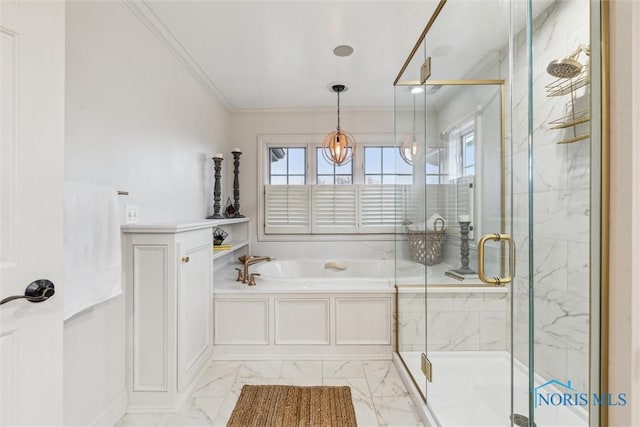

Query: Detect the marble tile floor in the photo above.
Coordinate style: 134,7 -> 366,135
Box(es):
116,360 -> 424,427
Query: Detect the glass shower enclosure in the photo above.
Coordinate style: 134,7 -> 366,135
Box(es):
393,1 -> 603,426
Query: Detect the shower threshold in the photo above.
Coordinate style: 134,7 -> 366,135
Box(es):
398,351 -> 588,426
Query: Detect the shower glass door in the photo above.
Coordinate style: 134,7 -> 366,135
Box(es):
422,80 -> 510,426
395,1 -> 600,426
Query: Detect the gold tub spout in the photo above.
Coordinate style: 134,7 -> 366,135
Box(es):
238,255 -> 272,284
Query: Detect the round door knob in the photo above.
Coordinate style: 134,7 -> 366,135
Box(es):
181,256 -> 190,263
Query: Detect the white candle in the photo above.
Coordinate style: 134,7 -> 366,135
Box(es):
213,153 -> 223,159
232,147 -> 242,153
459,215 -> 470,222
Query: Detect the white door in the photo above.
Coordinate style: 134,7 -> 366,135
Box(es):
0,1 -> 65,425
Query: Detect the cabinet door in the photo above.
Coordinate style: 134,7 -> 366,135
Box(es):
177,231 -> 212,391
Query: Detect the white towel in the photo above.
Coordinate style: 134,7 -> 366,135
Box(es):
405,214 -> 447,233
427,213 -> 447,231
63,181 -> 122,320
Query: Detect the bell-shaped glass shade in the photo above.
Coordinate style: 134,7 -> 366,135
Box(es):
321,129 -> 355,166
399,133 -> 423,165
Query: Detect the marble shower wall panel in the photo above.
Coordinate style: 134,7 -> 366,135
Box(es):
508,0 -> 591,390
397,291 -> 508,352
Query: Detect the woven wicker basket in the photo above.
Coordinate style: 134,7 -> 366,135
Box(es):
407,230 -> 447,266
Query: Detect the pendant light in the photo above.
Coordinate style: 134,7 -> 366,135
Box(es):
322,84 -> 355,166
399,91 -> 424,165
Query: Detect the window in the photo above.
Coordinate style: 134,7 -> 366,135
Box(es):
443,119 -> 475,181
269,147 -> 306,184
258,134 -> 410,239
461,131 -> 475,176
364,147 -> 413,184
316,148 -> 352,184
425,147 -> 448,184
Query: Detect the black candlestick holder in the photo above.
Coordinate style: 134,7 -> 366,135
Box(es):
231,150 -> 244,218
207,155 -> 224,219
453,220 -> 476,275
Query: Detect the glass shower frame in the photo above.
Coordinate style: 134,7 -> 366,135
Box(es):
393,1 -> 604,426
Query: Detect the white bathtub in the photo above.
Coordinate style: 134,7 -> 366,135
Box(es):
250,258 -> 425,290
212,258 -> 405,358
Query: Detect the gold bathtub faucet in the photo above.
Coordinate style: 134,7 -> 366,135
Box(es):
237,255 -> 272,285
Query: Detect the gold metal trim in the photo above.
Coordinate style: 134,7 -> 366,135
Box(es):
394,284 -> 399,352
599,1 -> 610,425
393,0 -> 447,86
396,79 -> 505,86
421,353 -> 433,382
420,57 -> 432,83
500,83 -> 507,278
477,233 -> 513,286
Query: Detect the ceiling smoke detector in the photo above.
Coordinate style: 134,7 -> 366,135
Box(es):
333,45 -> 354,57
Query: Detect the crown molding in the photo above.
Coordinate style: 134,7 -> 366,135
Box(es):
123,0 -> 233,110
232,106 -> 395,114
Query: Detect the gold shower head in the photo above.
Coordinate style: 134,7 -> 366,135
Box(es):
546,58 -> 583,78
546,44 -> 590,79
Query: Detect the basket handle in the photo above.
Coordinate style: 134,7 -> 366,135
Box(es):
433,217 -> 446,232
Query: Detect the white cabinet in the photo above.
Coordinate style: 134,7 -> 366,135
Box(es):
122,218 -> 249,411
124,227 -> 212,411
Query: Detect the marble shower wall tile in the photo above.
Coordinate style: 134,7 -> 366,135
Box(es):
426,311 -> 480,350
533,190 -> 590,242
479,311 -> 508,350
398,291 -> 508,352
567,241 -> 590,296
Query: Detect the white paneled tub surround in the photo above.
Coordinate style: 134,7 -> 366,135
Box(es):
211,259 -> 412,360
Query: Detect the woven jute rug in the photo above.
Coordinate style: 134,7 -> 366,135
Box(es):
226,384 -> 357,427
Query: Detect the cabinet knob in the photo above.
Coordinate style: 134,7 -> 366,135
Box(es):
181,256 -> 190,263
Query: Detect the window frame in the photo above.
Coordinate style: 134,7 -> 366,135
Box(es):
268,147 -> 307,184
257,133 -> 400,242
315,147 -> 354,185
363,145 -> 414,185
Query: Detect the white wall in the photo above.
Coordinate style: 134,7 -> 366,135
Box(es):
63,2 -> 229,425
229,109 -> 397,259
65,2 -> 230,224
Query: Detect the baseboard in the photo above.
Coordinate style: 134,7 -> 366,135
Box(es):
210,353 -> 393,361
91,390 -> 128,426
126,352 -> 215,414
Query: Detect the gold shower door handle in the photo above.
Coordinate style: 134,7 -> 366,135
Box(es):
477,233 -> 514,286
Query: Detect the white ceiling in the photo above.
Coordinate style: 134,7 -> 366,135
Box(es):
140,1 -> 440,111
139,0 -> 554,111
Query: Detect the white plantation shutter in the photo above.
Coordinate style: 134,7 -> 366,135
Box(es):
396,184 -> 415,225
311,186 -> 357,233
358,185 -> 402,233
264,185 -> 310,234
264,184 -> 403,235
